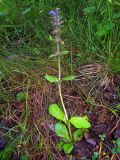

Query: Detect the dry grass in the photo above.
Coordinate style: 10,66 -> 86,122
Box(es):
0,63 -> 119,159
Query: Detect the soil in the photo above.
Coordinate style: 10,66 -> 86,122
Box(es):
0,64 -> 120,160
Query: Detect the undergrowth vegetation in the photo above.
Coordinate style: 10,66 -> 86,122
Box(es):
0,0 -> 120,67
0,0 -> 120,160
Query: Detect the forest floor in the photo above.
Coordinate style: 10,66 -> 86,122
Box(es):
0,1 -> 120,159
0,55 -> 120,160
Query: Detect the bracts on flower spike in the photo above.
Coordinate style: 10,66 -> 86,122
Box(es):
49,8 -> 63,54
49,8 -> 63,26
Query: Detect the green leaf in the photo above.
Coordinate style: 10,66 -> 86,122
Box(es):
63,143 -> 74,154
16,92 -> 26,101
115,104 -> 120,109
108,0 -> 112,3
69,116 -> 91,129
49,54 -> 57,58
55,123 -> 71,142
57,141 -> 65,151
113,12 -> 120,19
83,6 -> 96,14
57,141 -> 74,154
62,75 -> 76,81
20,155 -> 29,160
49,104 -> 66,123
44,74 -> 59,83
111,148 -> 118,155
0,3 -> 9,16
99,134 -> 106,141
92,152 -> 99,160
116,147 -> 120,154
96,26 -> 107,37
49,50 -> 69,58
22,8 -> 31,15
61,50 -> 69,55
96,22 -> 114,37
116,138 -> 120,147
73,129 -> 83,141
49,35 -> 53,41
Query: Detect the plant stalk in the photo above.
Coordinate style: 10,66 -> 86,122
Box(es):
56,28 -> 73,141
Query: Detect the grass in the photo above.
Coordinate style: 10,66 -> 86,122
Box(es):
0,0 -> 120,159
0,0 -> 120,55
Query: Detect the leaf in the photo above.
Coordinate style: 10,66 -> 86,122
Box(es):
44,74 -> 59,83
116,138 -> 120,147
55,123 -> 71,142
63,143 -> 74,154
49,54 -> 57,58
99,134 -> 106,141
22,8 -> 31,15
92,152 -> 99,160
61,50 -> 69,55
49,104 -> 66,123
69,116 -> 91,129
20,155 -> 29,160
115,104 -> 120,109
96,25 -> 107,37
96,22 -> 114,37
111,148 -> 118,155
62,75 -> 76,81
49,50 -> 69,58
108,0 -> 112,3
57,141 -> 65,151
16,92 -> 26,101
49,35 -> 53,41
82,115 -> 89,120
83,6 -> 96,14
116,147 -> 120,154
0,3 -> 9,16
113,12 -> 120,19
73,129 -> 83,141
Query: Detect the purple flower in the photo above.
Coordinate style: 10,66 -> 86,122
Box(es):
49,8 -> 60,17
49,8 -> 61,26
49,10 -> 56,16
49,8 -> 63,46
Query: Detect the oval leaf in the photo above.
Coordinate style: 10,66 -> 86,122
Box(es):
16,92 -> 26,101
49,50 -> 69,58
55,123 -> 71,142
62,75 -> 76,81
49,54 -> 57,58
63,143 -> 74,154
44,74 -> 59,83
116,138 -> 120,147
69,116 -> 91,129
57,141 -> 65,151
20,155 -> 29,160
92,152 -> 99,160
49,104 -> 66,123
61,50 -> 69,55
73,129 -> 83,141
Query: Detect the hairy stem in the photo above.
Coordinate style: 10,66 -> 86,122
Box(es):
57,30 -> 72,141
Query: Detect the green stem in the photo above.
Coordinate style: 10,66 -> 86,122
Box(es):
58,69 -> 73,141
57,36 -> 73,141
70,155 -> 73,160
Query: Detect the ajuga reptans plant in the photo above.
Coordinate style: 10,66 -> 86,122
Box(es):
45,8 -> 91,154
